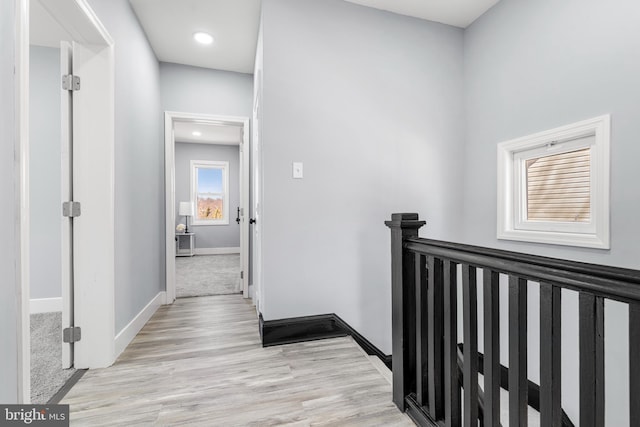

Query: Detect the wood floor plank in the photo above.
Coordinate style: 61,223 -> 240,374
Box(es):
63,295 -> 412,426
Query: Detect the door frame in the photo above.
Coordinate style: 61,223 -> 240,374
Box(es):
164,111 -> 250,303
16,0 -> 115,401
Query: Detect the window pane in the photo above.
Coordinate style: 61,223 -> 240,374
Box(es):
197,167 -> 223,194
196,167 -> 224,220
197,194 -> 223,220
526,148 -> 591,222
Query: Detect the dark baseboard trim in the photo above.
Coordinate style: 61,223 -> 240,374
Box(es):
404,394 -> 438,427
332,315 -> 392,370
48,369 -> 87,404
261,313 -> 347,347
260,313 -> 391,370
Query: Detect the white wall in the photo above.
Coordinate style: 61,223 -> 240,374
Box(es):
160,62 -> 253,117
29,45 -> 61,300
464,1 -> 640,424
175,142 -> 240,249
0,0 -> 21,403
260,0 -> 466,354
86,0 -> 164,333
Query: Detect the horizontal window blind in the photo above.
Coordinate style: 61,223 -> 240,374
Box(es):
526,148 -> 591,222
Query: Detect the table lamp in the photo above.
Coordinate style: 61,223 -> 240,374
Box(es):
179,202 -> 194,233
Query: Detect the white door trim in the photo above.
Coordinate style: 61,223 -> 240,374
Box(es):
16,0 -> 30,404
16,0 -> 115,400
164,111 -> 251,303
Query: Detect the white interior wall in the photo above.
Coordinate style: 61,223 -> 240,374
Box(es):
463,1 -> 640,424
260,0 -> 466,354
86,0 -> 164,333
160,62 -> 253,117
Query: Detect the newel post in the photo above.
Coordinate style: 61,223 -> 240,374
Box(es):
385,213 -> 426,410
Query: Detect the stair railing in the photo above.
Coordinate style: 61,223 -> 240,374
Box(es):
386,213 -> 640,427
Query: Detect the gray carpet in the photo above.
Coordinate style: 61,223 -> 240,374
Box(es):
31,312 -> 76,403
176,254 -> 241,297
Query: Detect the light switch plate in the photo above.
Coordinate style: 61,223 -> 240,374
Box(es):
293,162 -> 303,179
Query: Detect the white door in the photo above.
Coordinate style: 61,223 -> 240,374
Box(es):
251,96 -> 263,312
58,40 -> 117,369
60,41 -> 74,369
239,126 -> 250,297
70,40 -> 116,369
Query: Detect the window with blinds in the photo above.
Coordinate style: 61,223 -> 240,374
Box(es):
497,114 -> 610,249
525,147 -> 591,222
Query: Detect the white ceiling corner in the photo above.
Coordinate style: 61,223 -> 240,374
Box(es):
343,0 -> 500,28
30,0 -> 73,48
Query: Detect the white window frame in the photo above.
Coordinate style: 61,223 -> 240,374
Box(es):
497,115 -> 610,249
191,160 -> 230,226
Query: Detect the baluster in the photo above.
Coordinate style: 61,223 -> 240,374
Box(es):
462,265 -> 478,427
631,303 -> 640,426
483,269 -> 500,427
540,283 -> 562,427
579,293 -> 604,427
509,276 -> 528,427
427,256 -> 444,419
444,260 -> 461,427
415,253 -> 428,406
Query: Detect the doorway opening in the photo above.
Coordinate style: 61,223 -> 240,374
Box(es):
165,112 -> 250,302
17,0 -> 115,403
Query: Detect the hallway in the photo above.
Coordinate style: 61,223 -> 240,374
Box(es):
62,295 -> 411,426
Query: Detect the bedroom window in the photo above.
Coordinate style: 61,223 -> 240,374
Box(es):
497,115 -> 610,249
191,160 -> 229,225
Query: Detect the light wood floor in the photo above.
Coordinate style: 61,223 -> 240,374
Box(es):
63,295 -> 413,426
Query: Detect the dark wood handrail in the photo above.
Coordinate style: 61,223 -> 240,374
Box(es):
405,238 -> 640,304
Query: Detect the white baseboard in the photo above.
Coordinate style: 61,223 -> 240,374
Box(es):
114,291 -> 165,358
194,247 -> 240,255
30,297 -> 62,314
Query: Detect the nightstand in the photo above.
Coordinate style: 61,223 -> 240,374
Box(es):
176,232 -> 195,257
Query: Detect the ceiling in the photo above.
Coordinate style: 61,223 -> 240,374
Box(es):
128,0 -> 499,75
129,0 -> 261,74
32,0 -> 499,73
344,0 -> 500,28
174,122 -> 242,145
30,0 -> 72,47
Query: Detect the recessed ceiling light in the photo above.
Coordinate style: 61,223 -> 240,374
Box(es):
193,32 -> 214,45
192,131 -> 202,136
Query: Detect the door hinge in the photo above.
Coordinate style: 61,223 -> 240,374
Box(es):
63,327 -> 81,343
62,201 -> 81,217
62,74 -> 81,91
240,271 -> 244,279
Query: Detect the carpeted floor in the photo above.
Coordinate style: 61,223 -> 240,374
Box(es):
176,254 -> 241,298
31,312 -> 76,403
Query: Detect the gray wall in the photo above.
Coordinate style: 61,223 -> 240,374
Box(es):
87,0 -> 164,334
260,0 -> 465,354
175,142 -> 240,249
0,0 -> 20,403
464,1 -> 640,424
160,62 -> 253,117
29,46 -> 62,300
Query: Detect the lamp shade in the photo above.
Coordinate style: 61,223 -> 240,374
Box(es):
179,201 -> 194,217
